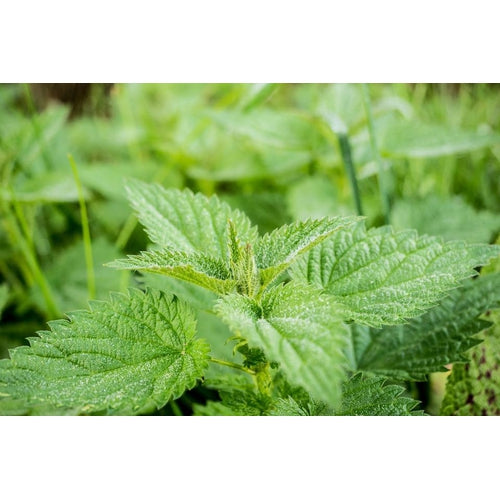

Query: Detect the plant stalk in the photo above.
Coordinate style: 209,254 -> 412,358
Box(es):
361,83 -> 391,224
69,154 -> 96,300
337,133 -> 363,216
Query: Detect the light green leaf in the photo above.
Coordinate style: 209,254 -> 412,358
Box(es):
379,120 -> 500,158
291,222 -> 500,326
392,195 -> 500,243
32,237 -> 127,315
209,109 -> 325,151
335,373 -> 423,416
286,174 -> 350,221
441,309 -> 500,416
124,179 -> 258,258
109,249 -> 236,295
0,172 -> 91,203
256,216 -> 360,288
0,289 -> 210,415
351,273 -> 500,379
215,282 -> 349,408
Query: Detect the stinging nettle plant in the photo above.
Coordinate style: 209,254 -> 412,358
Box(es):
1,179 -> 500,416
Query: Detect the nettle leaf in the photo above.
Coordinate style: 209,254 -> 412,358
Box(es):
0,289 -> 210,415
124,179 -> 258,258
351,273 -> 500,380
270,373 -> 423,416
441,310 -> 500,416
270,396 -> 329,416
256,216 -> 359,288
291,222 -> 500,327
335,373 -> 423,416
215,282 -> 349,407
110,249 -> 236,295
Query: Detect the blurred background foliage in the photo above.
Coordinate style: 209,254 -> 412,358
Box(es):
0,83 -> 499,414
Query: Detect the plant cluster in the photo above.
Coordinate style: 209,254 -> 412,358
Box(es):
0,83 -> 499,415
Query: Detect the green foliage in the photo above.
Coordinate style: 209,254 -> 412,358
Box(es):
271,373 -> 423,416
1,83 -> 500,417
0,289 -> 210,415
378,119 -> 500,159
255,216 -> 359,288
111,248 -> 236,295
291,222 -> 500,326
441,310 -> 500,416
392,195 -> 500,243
334,373 -> 424,416
114,181 -> 358,295
124,179 -> 258,256
351,273 -> 500,379
215,282 -> 349,407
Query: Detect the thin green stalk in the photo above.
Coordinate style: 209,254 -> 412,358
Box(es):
115,213 -> 138,250
69,154 -> 95,300
2,198 -> 60,319
209,357 -> 256,375
361,83 -> 391,224
337,133 -> 363,216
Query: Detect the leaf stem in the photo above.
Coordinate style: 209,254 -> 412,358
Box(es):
209,357 -> 256,375
361,83 -> 391,224
69,154 -> 96,300
337,133 -> 363,216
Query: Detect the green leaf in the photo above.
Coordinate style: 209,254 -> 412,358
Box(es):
291,222 -> 500,326
209,109 -> 325,151
441,309 -> 500,416
32,237 -> 127,315
215,282 -> 349,408
335,373 -> 423,416
270,373 -> 423,416
256,216 -> 359,288
392,195 -> 500,243
270,396 -> 329,416
351,273 -> 500,379
0,172 -> 92,203
124,179 -> 258,258
109,249 -> 236,295
0,289 -> 210,415
194,388 -> 271,416
379,120 -> 500,158
286,174 -> 350,221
